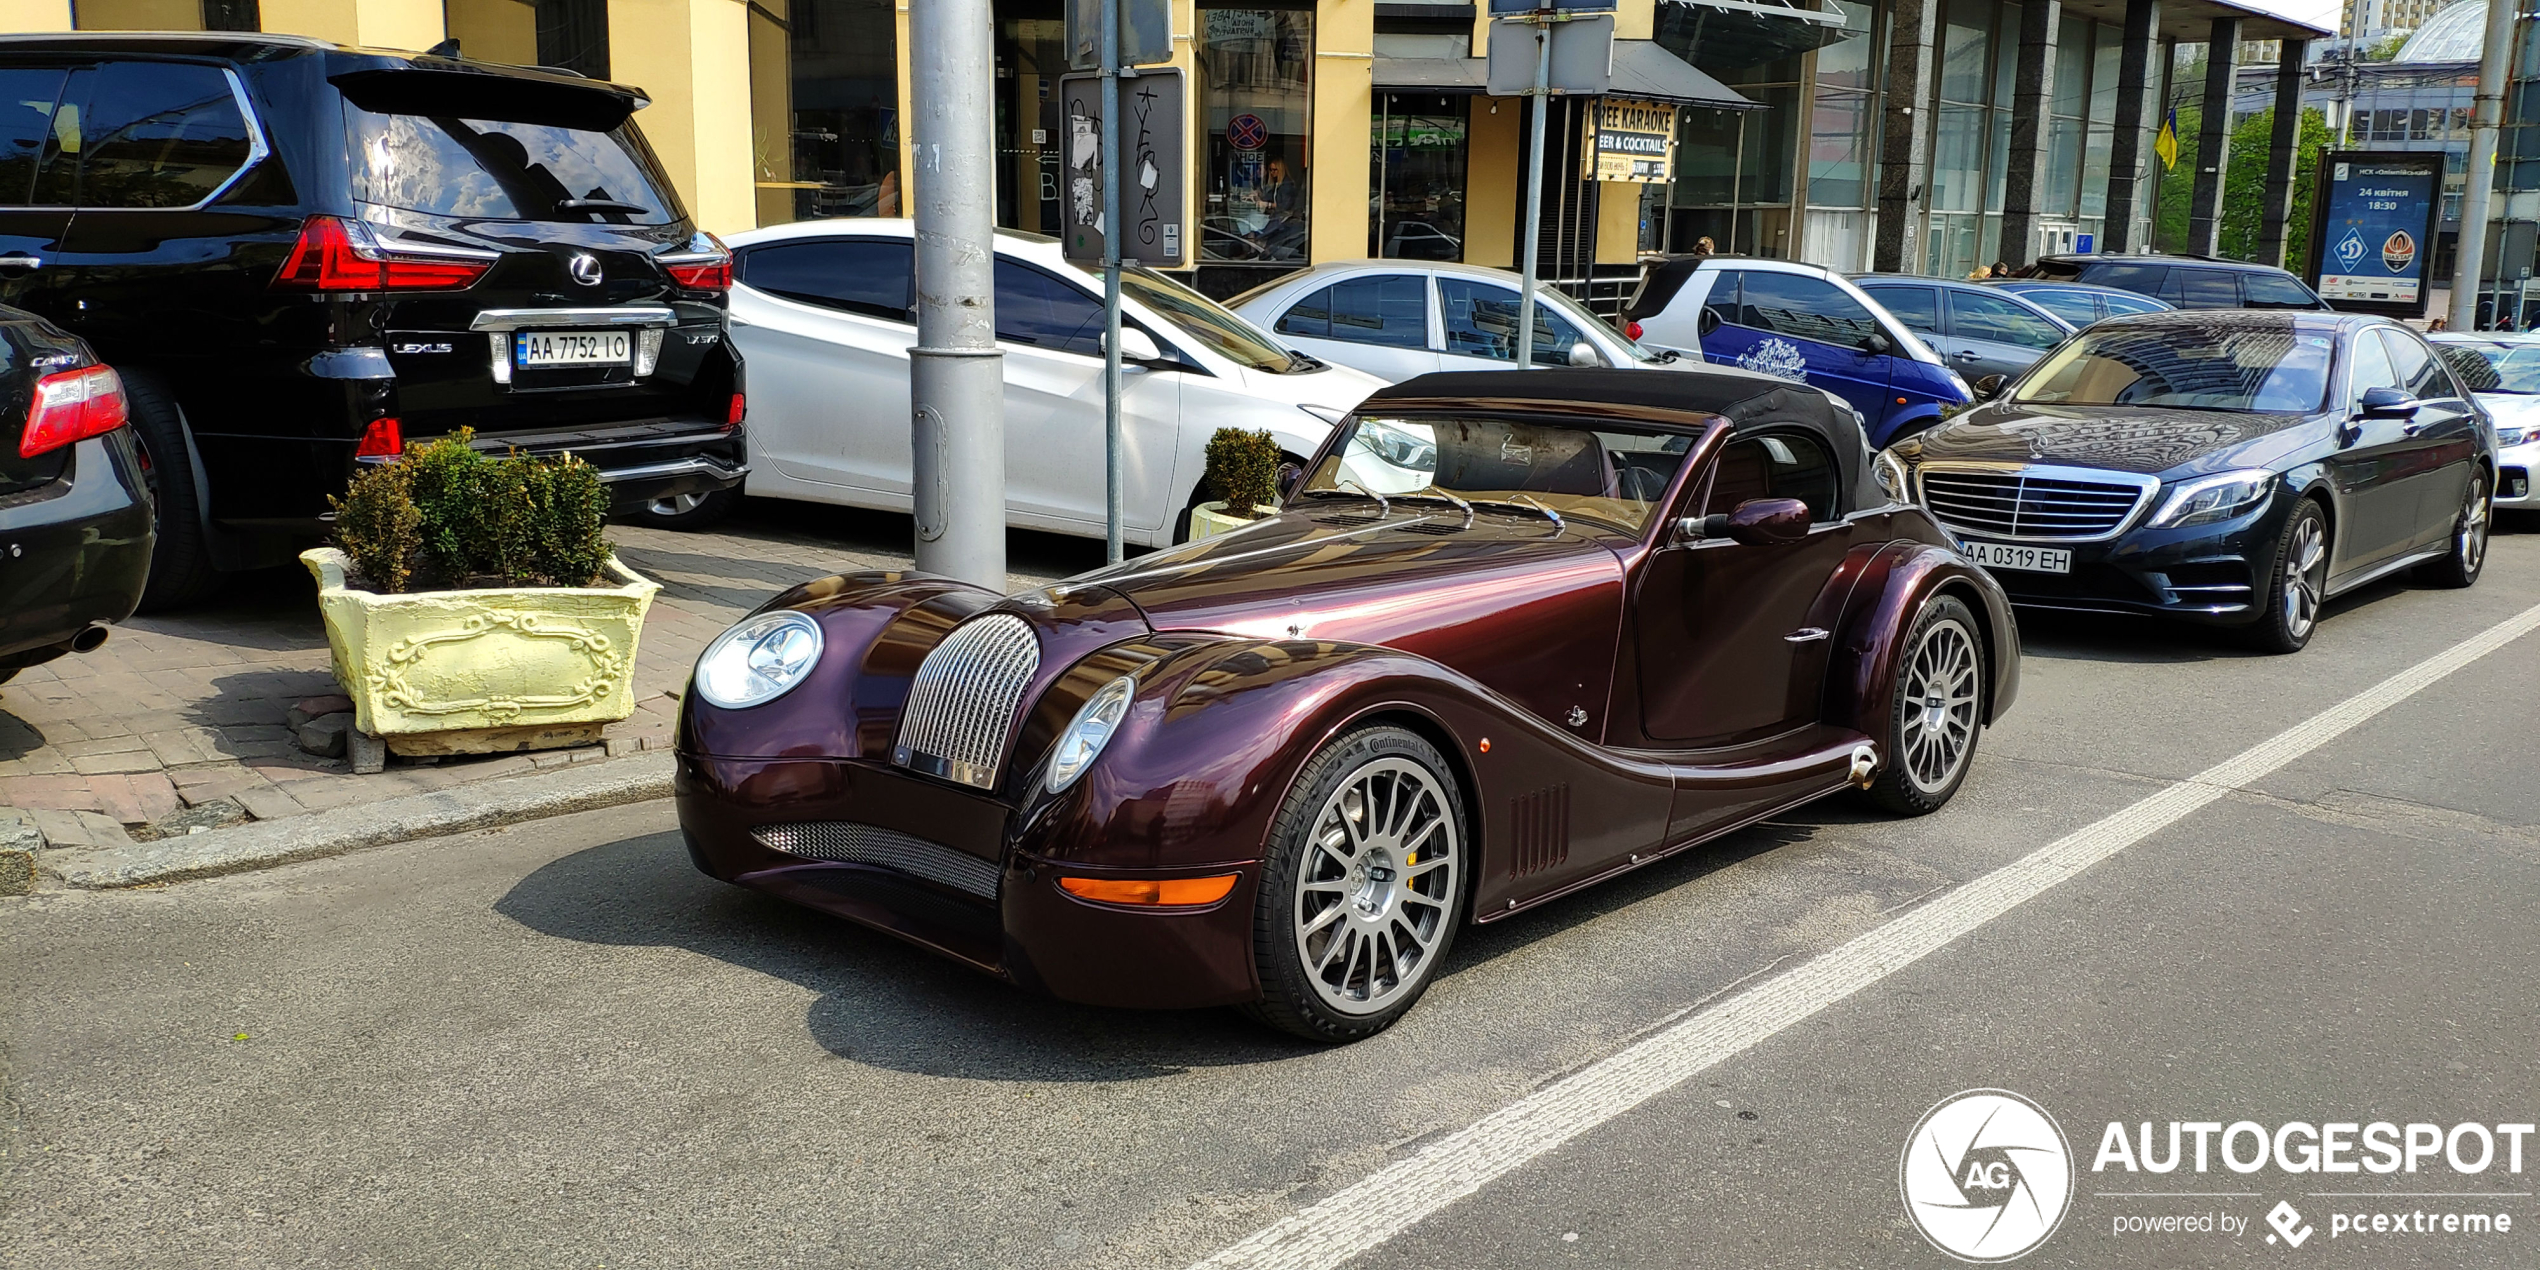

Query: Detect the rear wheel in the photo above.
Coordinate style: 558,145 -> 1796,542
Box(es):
1863,595 -> 1983,816
623,486 -> 739,531
2241,499 -> 2329,654
120,369 -> 222,612
1245,725 -> 1467,1042
2415,469 -> 2489,589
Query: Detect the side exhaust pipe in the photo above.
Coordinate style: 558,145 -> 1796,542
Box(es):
1848,743 -> 1879,789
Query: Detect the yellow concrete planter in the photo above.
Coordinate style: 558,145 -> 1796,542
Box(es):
1188,501 -> 1279,541
300,548 -> 660,745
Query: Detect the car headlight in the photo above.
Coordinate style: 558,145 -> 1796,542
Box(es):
1873,448 -> 1912,502
2148,470 -> 2276,529
2499,425 -> 2535,447
1046,674 -> 1136,794
692,610 -> 824,709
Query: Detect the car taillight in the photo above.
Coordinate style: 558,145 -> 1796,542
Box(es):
725,393 -> 745,428
663,232 -> 731,293
18,364 -> 127,458
272,215 -> 493,292
1625,320 -> 1644,340
355,417 -> 403,459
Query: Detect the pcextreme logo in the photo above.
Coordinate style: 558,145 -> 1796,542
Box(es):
1901,1089 -> 2076,1262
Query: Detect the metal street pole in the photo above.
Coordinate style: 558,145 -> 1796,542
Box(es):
1101,0 -> 1127,563
2449,0 -> 2512,330
1516,19 -> 1550,371
909,0 -> 1005,588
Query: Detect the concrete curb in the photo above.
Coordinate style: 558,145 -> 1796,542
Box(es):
46,751 -> 677,889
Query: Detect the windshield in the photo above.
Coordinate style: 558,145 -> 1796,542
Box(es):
347,104 -> 680,224
2439,339 -> 2540,394
2013,323 -> 2331,412
1303,415 -> 1696,533
1117,267 -> 1302,372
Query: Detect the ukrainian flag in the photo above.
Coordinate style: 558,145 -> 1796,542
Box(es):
2154,107 -> 2180,171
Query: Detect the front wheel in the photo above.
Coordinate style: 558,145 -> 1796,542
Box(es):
2415,469 -> 2489,589
2242,499 -> 2329,654
1244,726 -> 1468,1042
1862,594 -> 1983,816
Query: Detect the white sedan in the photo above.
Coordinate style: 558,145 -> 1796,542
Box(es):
1228,259 -> 1694,382
726,221 -> 1385,546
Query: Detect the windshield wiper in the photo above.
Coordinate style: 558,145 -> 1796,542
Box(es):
557,198 -> 651,214
1393,489 -> 1474,528
1334,479 -> 1391,518
1481,493 -> 1563,530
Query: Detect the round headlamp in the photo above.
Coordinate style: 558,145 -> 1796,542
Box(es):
1046,675 -> 1136,794
693,610 -> 824,709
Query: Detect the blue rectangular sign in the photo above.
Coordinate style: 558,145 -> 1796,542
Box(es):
2306,150 -> 2443,318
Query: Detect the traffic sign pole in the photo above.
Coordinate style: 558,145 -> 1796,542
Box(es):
1517,20 -> 1550,371
1100,0 -> 1127,563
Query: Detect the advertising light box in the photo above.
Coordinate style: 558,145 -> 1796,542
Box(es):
2305,150 -> 2444,318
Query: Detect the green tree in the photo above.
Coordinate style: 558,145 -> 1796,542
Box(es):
2153,103 -> 2334,267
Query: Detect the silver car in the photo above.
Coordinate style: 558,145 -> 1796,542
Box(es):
1228,260 -> 1686,383
2431,332 -> 2540,510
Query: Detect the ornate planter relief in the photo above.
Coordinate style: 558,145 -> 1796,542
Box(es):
1188,501 -> 1279,542
301,548 -> 660,754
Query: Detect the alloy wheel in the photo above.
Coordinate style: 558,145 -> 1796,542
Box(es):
2459,474 -> 2490,575
647,491 -> 707,517
2281,512 -> 2328,640
1900,616 -> 1980,796
1292,756 -> 1460,1016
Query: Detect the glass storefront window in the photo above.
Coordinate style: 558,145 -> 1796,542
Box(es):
1371,94 -> 1467,260
749,0 -> 901,225
1738,84 -> 1797,205
1938,0 -> 1993,105
1930,103 -> 1986,214
992,4 -> 1067,237
1673,106 -> 1741,206
1815,1 -> 1876,92
1808,89 -> 1871,209
1199,1 -> 1314,264
2046,115 -> 2083,217
2089,29 -> 2121,121
2053,27 -> 2090,118
2079,123 -> 2112,216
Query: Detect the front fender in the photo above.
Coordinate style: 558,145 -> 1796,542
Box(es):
678,569 -> 1002,761
1828,541 -> 2021,739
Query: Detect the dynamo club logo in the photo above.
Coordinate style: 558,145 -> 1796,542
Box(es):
1901,1089 -> 2075,1262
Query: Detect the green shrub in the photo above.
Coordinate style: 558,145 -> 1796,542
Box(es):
1203,427 -> 1281,518
326,427 -> 614,592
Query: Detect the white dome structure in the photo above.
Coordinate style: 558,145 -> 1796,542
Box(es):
2394,0 -> 2486,62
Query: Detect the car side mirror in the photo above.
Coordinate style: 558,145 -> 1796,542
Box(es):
1972,373 -> 2006,401
1680,497 -> 1811,547
1697,308 -> 1722,337
2357,385 -> 2421,419
1567,341 -> 1599,368
1277,460 -> 1305,499
1107,327 -> 1164,364
1859,331 -> 1893,356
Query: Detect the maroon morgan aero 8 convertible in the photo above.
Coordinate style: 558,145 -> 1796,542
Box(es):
675,368 -> 2020,1041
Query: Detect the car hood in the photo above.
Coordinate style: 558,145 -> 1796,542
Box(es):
1909,401 -> 2320,477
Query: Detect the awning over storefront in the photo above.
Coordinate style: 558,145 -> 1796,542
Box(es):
1653,0 -> 1850,75
1373,39 -> 1758,110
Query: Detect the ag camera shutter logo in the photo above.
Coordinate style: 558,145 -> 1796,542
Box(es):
1902,1089 -> 2075,1262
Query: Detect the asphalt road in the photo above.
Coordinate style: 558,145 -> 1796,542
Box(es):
6,523 -> 2538,1270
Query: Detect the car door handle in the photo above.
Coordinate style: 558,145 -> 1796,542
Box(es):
1952,349 -> 1981,362
1784,627 -> 1831,644
2403,421 -> 2429,436
0,254 -> 39,271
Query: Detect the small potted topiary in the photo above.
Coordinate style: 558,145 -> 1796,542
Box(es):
1187,427 -> 1284,541
300,430 -> 661,762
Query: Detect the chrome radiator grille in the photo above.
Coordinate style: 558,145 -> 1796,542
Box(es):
1917,465 -> 2156,542
750,822 -> 1001,899
893,614 -> 1041,789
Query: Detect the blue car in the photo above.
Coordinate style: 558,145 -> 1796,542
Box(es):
1622,257 -> 1973,447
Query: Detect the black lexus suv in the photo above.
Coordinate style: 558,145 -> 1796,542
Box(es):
0,33 -> 746,609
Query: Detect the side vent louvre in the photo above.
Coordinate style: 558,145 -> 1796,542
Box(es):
1508,784 -> 1571,878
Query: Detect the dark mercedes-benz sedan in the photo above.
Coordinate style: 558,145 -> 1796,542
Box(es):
1885,311 -> 2492,653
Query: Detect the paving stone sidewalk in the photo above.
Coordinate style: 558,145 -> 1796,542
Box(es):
0,501 -> 1094,844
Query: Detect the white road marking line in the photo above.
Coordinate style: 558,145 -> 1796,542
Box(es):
1191,600 -> 2540,1270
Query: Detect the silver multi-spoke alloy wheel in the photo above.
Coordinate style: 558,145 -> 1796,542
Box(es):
2457,474 -> 2489,576
2281,511 -> 2328,640
1899,615 -> 1981,796
648,491 -> 709,517
1291,756 -> 1460,1017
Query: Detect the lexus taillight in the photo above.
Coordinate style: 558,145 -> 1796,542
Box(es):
272,215 -> 494,292
355,417 -> 403,459
725,393 -> 746,428
18,365 -> 127,458
663,232 -> 731,292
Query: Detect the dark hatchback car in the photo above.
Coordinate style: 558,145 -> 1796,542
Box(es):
2025,254 -> 2332,312
0,305 -> 150,683
1887,311 -> 2492,653
0,33 -> 745,608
